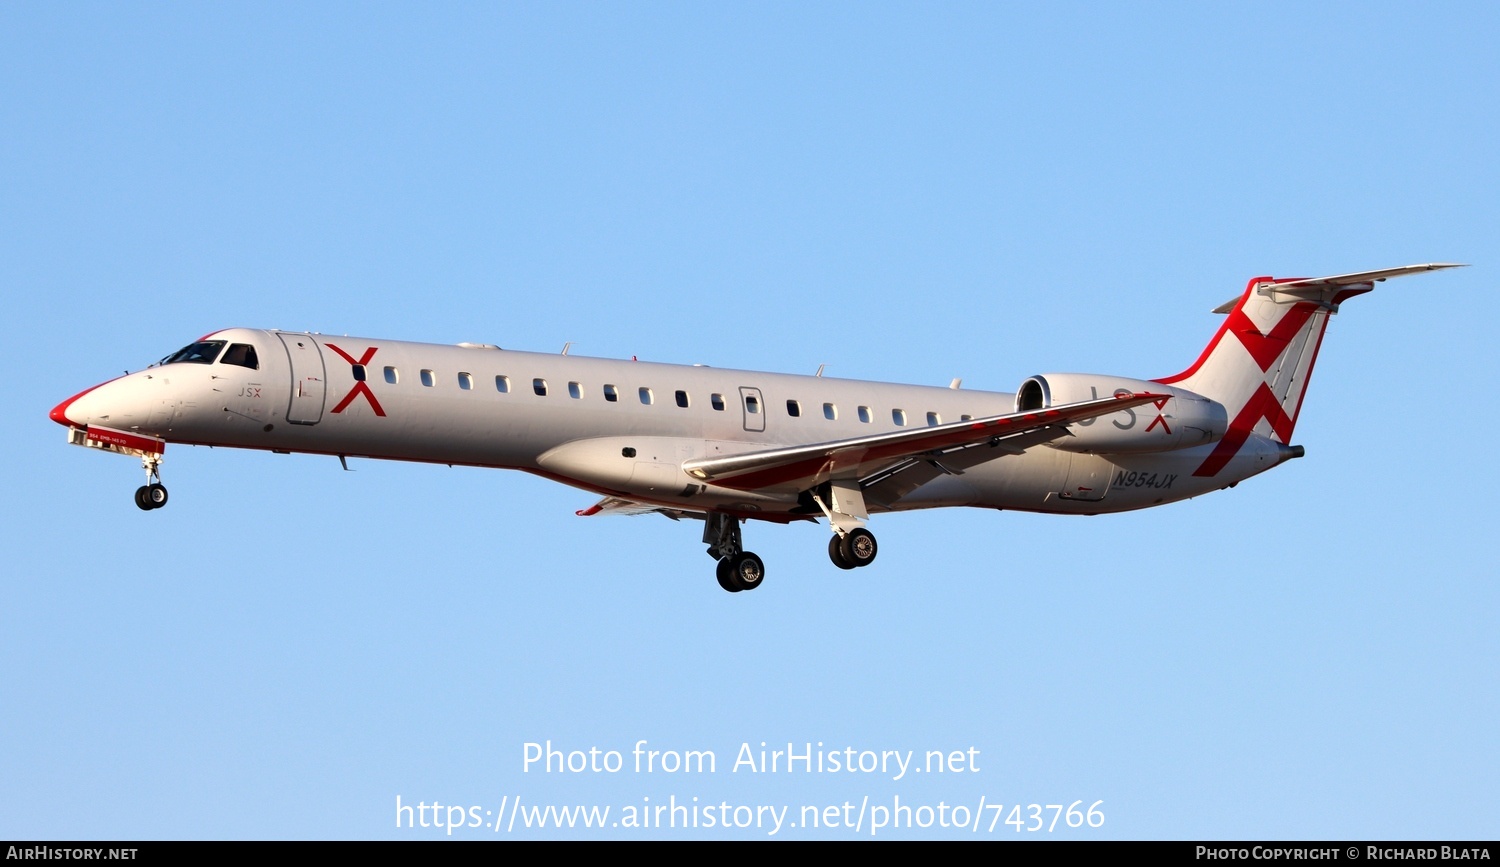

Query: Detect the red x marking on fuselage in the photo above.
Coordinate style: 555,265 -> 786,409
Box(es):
1143,397 -> 1172,434
324,343 -> 387,417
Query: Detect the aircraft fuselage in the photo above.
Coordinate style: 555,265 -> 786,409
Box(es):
51,328 -> 1283,521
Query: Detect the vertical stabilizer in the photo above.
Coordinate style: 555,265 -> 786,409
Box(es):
1156,264 -> 1462,477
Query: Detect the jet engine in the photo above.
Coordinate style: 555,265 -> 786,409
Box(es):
1016,373 -> 1227,454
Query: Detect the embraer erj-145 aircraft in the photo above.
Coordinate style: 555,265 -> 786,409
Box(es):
51,264 -> 1460,593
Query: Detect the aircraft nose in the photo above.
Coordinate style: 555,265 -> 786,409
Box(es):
50,383 -> 105,427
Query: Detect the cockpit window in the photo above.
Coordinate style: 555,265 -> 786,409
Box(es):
221,343 -> 259,369
159,340 -> 226,366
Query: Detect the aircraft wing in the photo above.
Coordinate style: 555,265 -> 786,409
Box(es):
681,391 -> 1167,493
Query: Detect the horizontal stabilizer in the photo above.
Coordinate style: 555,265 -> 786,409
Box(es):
1210,263 -> 1466,314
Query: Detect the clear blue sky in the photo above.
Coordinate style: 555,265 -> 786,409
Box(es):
4,1 -> 1496,840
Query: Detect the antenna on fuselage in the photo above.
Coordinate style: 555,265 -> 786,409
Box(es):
815,364 -> 826,377
949,378 -> 962,389
561,342 -> 572,356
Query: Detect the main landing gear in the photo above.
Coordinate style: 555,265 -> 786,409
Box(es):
133,455 -> 168,511
705,513 -> 764,593
703,483 -> 883,593
828,527 -> 878,570
814,482 -> 878,571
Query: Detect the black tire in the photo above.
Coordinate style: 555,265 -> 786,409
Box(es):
829,534 -> 857,570
839,527 -> 878,568
716,558 -> 742,593
146,483 -> 169,509
731,552 -> 765,591
134,486 -> 154,511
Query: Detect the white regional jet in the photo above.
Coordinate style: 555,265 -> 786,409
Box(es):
51,264 -> 1460,592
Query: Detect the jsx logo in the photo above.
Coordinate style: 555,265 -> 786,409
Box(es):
1143,397 -> 1172,434
324,343 -> 388,417
1080,388 -> 1172,434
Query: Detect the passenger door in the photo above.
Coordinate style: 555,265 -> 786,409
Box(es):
277,333 -> 327,425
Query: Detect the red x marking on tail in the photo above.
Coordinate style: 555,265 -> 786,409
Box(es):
1226,300 -> 1317,372
1189,299 -> 1323,475
324,343 -> 387,417
1192,382 -> 1294,477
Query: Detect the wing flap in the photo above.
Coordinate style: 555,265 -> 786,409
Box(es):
861,425 -> 1070,507
681,391 -> 1168,492
576,496 -> 694,520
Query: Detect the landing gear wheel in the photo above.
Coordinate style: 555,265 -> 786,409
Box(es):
716,558 -> 742,593
145,483 -> 169,509
134,486 -> 153,511
828,535 -> 857,570
839,527 -> 877,568
728,552 -> 765,591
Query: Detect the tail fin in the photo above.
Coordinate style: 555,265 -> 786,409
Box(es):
1156,263 -> 1463,477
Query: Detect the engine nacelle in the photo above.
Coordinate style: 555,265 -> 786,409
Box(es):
1016,373 -> 1227,454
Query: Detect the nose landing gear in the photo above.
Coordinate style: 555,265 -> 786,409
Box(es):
134,455 -> 168,511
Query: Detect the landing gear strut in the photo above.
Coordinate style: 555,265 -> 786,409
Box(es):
134,455 -> 168,511
705,513 -> 764,593
813,482 -> 878,570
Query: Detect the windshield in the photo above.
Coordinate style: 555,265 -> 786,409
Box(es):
159,340 -> 226,366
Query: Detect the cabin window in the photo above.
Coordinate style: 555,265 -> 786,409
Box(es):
893,409 -> 907,426
569,382 -> 583,399
420,369 -> 435,387
222,344 -> 259,370
711,393 -> 725,411
385,366 -> 399,384
533,378 -> 548,396
927,411 -> 941,426
858,405 -> 871,423
786,399 -> 801,417
961,414 -> 973,421
352,365 -> 367,382
639,387 -> 653,405
745,394 -> 760,414
823,402 -> 837,420
675,389 -> 689,408
604,384 -> 619,402
458,372 -> 474,390
495,375 -> 510,393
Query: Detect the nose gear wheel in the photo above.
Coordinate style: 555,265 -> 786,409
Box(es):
133,455 -> 168,510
